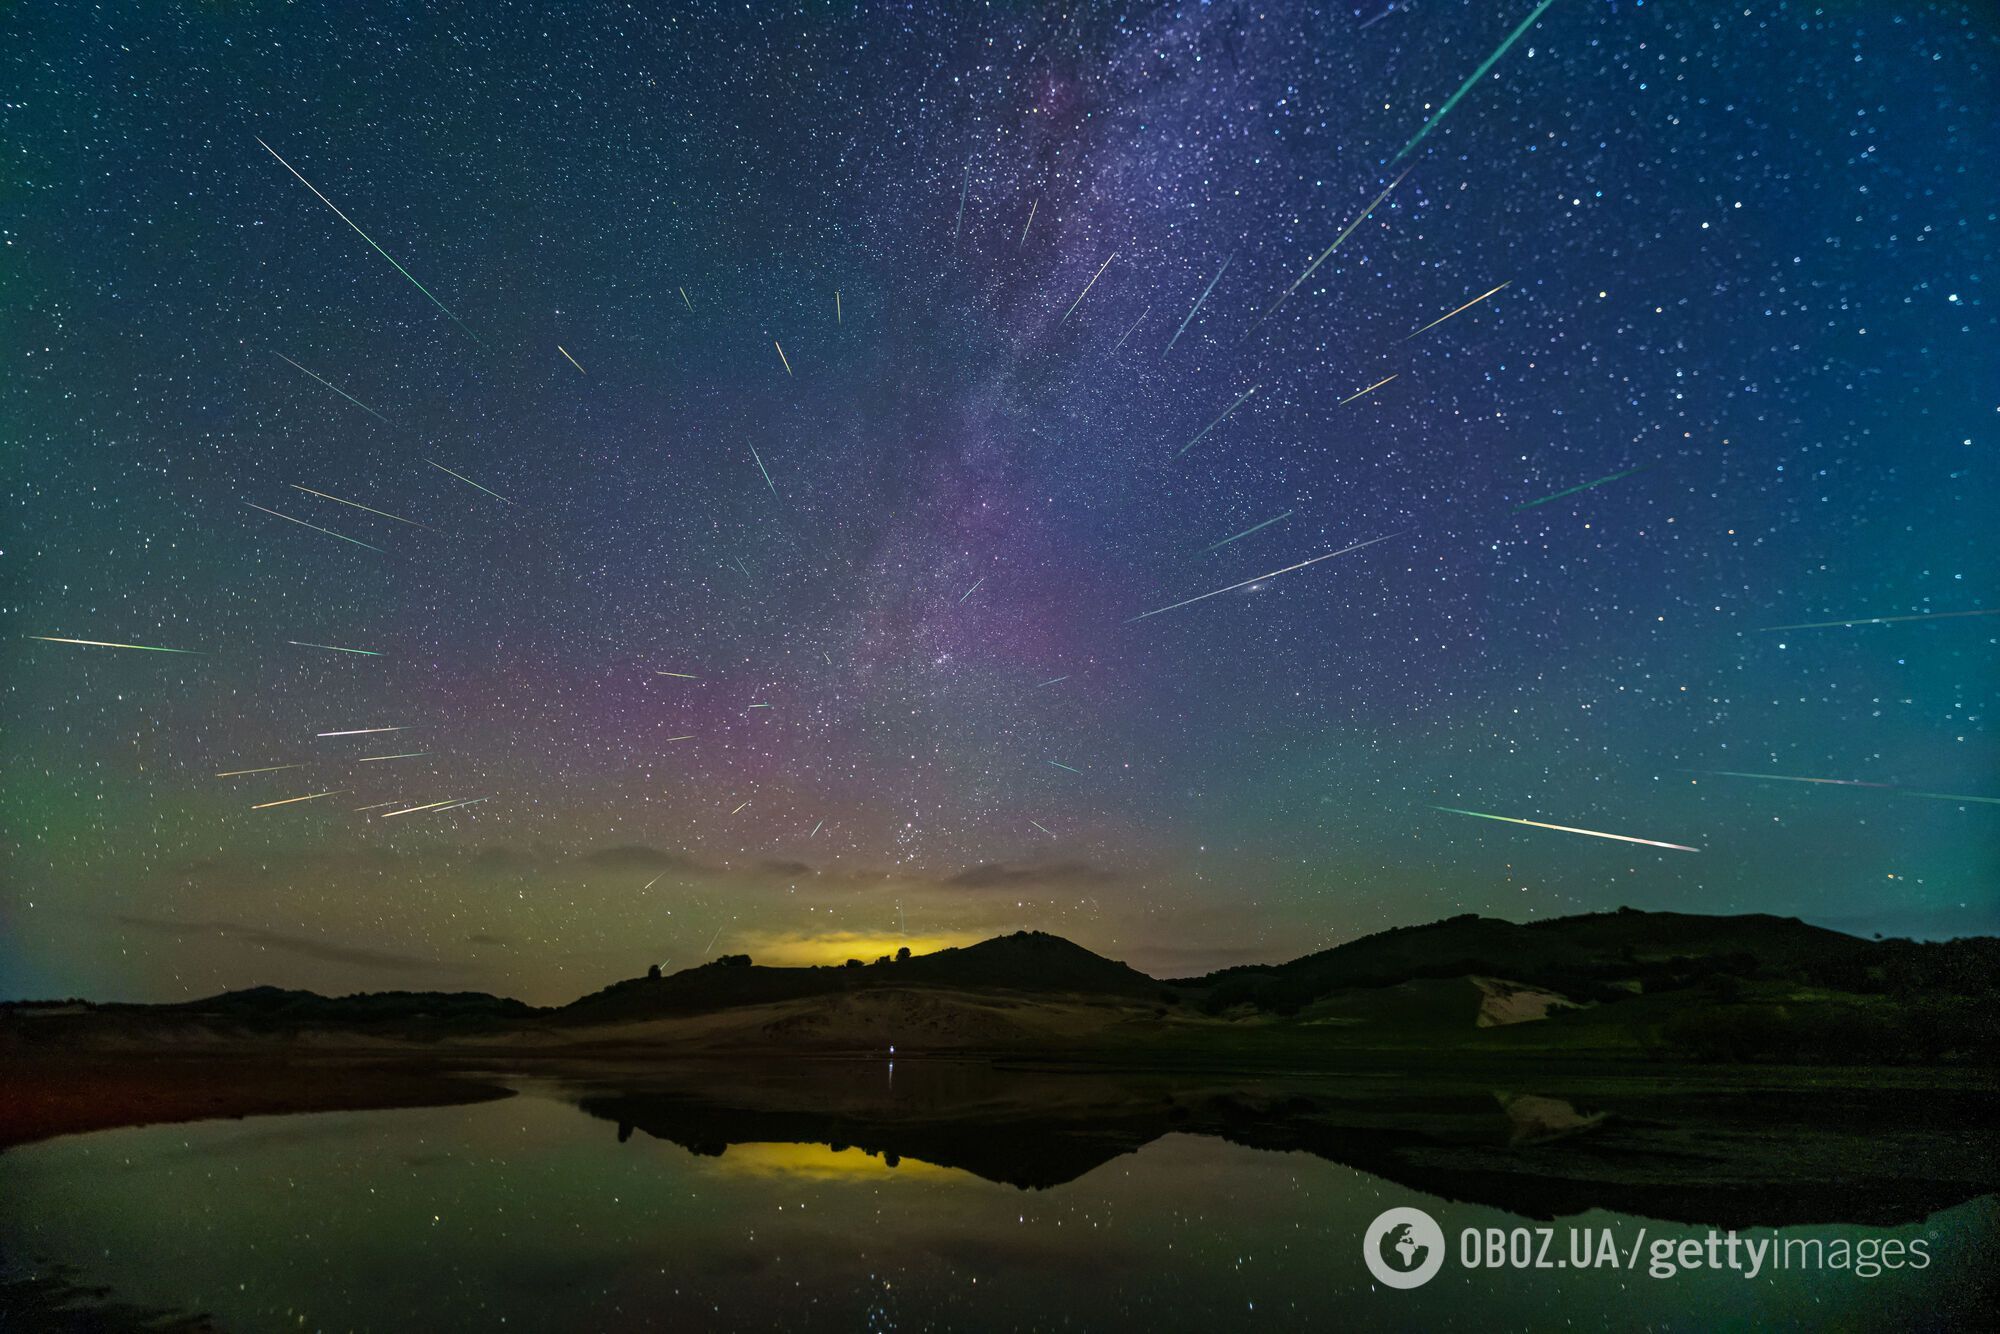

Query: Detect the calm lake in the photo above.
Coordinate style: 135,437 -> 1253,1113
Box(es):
1,1065 -> 1991,1331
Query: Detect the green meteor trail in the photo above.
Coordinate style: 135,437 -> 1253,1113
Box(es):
1513,462 -> 1656,511
1250,171 -> 1409,333
426,459 -> 508,503
272,352 -> 391,423
255,137 -> 477,342
1173,384 -> 1260,459
1431,805 -> 1699,853
29,636 -> 199,654
1126,532 -> 1403,623
958,575 -> 986,603
245,502 -> 383,552
290,485 -> 427,529
1391,0 -> 1560,164
1164,253 -> 1232,355
1046,760 -> 1082,774
288,640 -> 382,656
749,442 -> 779,497
1201,510 -> 1294,554
1754,608 -> 2000,633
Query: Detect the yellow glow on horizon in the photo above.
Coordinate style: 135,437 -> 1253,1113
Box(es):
707,1141 -> 970,1183
731,929 -> 984,969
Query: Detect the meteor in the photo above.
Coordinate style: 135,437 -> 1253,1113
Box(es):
290,485 -> 426,529
251,789 -> 346,811
655,671 -> 701,679
376,798 -> 462,819
1164,253 -> 1232,355
558,345 -> 587,375
1513,463 -> 1655,511
215,764 -> 303,777
1019,199 -> 1038,247
958,575 -> 986,604
1126,531 -> 1404,623
1173,384 -> 1260,460
748,441 -> 779,498
1201,510 -> 1294,554
954,160 -> 969,239
1036,675 -> 1069,688
244,502 -> 383,552
1338,375 -> 1398,406
426,459 -> 508,502
317,726 -> 408,737
1060,252 -> 1117,323
1755,608 -> 2000,633
811,819 -> 825,838
288,640 -> 382,656
1250,170 -> 1410,332
1404,281 -> 1512,341
1695,770 -> 1999,806
665,735 -> 695,742
1029,820 -> 1055,837
1109,305 -> 1150,355
680,287 -> 695,313
27,636 -> 199,654
835,290 -> 842,323
1046,760 -> 1082,774
254,137 -> 476,341
1392,0 -> 1559,164
431,796 -> 491,814
272,352 -> 391,423
1431,805 -> 1700,853
774,341 -> 793,376
731,799 -> 751,814
356,752 -> 429,763
352,801 -> 400,812
644,872 -> 667,891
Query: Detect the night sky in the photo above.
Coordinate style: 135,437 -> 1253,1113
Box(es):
5,2 -> 1995,1005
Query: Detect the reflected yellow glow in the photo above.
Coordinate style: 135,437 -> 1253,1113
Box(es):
733,930 -> 983,968
709,1141 -> 970,1183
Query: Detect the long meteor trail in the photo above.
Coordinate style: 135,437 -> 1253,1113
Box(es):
245,502 -> 383,552
748,442 -> 779,497
1251,170 -> 1410,332
1696,770 -> 2000,806
1391,0 -> 1560,164
28,636 -> 199,654
215,764 -> 303,777
317,726 -> 409,737
1126,532 -> 1404,623
1164,254 -> 1232,355
1431,805 -> 1700,853
1404,281 -> 1512,341
272,352 -> 391,423
1173,385 -> 1260,460
1338,375 -> 1398,406
1060,252 -> 1117,323
1201,510 -> 1294,554
1514,463 -> 1655,511
557,345 -> 587,375
1755,608 -> 2000,633
255,137 -> 476,341
426,459 -> 508,502
290,485 -> 426,528
1110,305 -> 1150,355
251,789 -> 346,811
288,640 -> 381,656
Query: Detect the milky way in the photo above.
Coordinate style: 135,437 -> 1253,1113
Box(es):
5,2 -> 1994,1002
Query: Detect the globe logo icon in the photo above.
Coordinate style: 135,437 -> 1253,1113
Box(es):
1363,1207 -> 1446,1289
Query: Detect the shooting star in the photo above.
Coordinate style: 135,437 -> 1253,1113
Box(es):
1019,198 -> 1038,246
1029,820 -> 1055,837
1201,510 -> 1294,554
748,441 -> 779,498
1251,170 -> 1410,332
643,872 -> 667,891
665,735 -> 695,742
317,726 -> 408,737
773,340 -> 793,376
1164,253 -> 1233,355
1126,531 -> 1404,623
290,485 -> 427,529
557,345 -> 587,375
1060,252 -> 1117,323
431,796 -> 491,815
1036,675 -> 1069,688
1392,0 -> 1559,164
215,764 -> 303,778
352,801 -> 400,812
1513,463 -> 1656,511
288,640 -> 382,656
27,636 -> 199,654
835,290 -> 842,324
1173,384 -> 1260,460
1404,281 -> 1512,341
357,752 -> 429,762
811,819 -> 824,838
1339,375 -> 1399,406
426,459 -> 508,503
679,287 -> 695,313
655,671 -> 701,680
245,502 -> 383,552
251,789 -> 346,811
1694,770 -> 2000,806
1047,760 -> 1082,774
954,160 -> 969,239
1755,608 -> 2000,633
1431,805 -> 1700,853
272,352 -> 391,424
731,799 -> 751,814
1110,305 -> 1150,355
958,575 -> 986,604
377,798 -> 462,819
254,137 -> 475,341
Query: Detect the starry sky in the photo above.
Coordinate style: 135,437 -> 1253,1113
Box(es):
4,1 -> 1995,1005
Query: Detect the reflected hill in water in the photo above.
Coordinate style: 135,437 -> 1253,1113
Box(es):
565,1060 -> 1999,1230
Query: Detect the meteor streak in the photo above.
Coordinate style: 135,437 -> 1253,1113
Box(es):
252,789 -> 346,811
1047,760 -> 1082,774
28,636 -> 198,654
1029,820 -> 1055,837
1391,0 -> 1559,164
679,287 -> 695,313
1754,608 -> 2000,633
1695,770 -> 2000,805
835,290 -> 842,323
1513,463 -> 1655,511
317,726 -> 408,737
731,799 -> 751,814
655,671 -> 701,679
1110,305 -> 1150,355
748,441 -> 779,497
1036,675 -> 1069,688
954,161 -> 969,239
1338,375 -> 1398,406
557,345 -> 587,375
1173,384 -> 1260,459
811,819 -> 824,838
1164,253 -> 1232,355
245,502 -> 383,552
1019,199 -> 1038,246
1126,531 -> 1404,623
377,798 -> 461,819
665,735 -> 695,742
426,459 -> 508,502
958,575 -> 986,603
1060,252 -> 1117,323
1431,805 -> 1700,853
1201,510 -> 1294,554
357,752 -> 429,762
288,640 -> 382,656
290,485 -> 426,528
1250,171 -> 1410,332
254,137 -> 476,341
1404,281 -> 1512,340
215,764 -> 303,777
272,352 -> 391,423
773,341 -> 793,376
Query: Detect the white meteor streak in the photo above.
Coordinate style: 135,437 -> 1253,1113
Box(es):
1431,805 -> 1700,854
1126,532 -> 1405,623
1060,252 -> 1117,323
